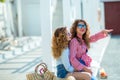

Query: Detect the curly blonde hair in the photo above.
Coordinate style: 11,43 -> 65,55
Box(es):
70,19 -> 90,48
52,27 -> 69,59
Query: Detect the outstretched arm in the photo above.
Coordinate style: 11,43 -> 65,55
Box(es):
90,29 -> 113,42
102,29 -> 113,36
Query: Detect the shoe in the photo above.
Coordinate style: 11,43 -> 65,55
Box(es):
99,68 -> 107,79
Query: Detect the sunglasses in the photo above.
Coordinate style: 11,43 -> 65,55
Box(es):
77,24 -> 86,29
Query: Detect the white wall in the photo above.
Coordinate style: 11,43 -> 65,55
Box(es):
62,0 -> 103,35
82,0 -> 102,35
62,0 -> 71,28
62,0 -> 82,28
22,0 -> 41,36
70,0 -> 82,20
100,2 -> 105,30
52,0 -> 63,31
101,0 -> 120,2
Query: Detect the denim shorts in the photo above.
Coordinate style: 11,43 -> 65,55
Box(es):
80,59 -> 86,65
57,64 -> 68,78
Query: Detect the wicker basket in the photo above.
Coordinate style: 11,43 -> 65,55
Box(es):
26,63 -> 70,80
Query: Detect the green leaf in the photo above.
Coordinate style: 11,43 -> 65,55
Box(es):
0,0 -> 5,3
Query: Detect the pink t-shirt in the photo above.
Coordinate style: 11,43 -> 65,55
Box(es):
70,31 -> 107,70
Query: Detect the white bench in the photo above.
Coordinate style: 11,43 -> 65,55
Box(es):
88,35 -> 110,76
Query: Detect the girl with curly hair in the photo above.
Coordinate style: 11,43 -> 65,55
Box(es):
70,19 -> 113,80
52,27 -> 91,80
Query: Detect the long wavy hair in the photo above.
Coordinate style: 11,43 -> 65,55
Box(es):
52,27 -> 69,59
70,19 -> 90,48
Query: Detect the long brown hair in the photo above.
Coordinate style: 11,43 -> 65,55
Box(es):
70,19 -> 90,48
52,27 -> 69,59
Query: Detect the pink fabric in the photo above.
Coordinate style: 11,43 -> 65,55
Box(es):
70,31 -> 107,71
81,53 -> 92,67
90,31 -> 107,42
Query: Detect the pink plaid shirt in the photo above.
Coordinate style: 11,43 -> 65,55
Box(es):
70,31 -> 107,71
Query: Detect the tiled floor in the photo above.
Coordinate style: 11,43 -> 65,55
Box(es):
99,35 -> 120,80
0,48 -> 43,80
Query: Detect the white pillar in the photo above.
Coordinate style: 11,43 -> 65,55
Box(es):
100,2 -> 105,29
40,0 -> 53,71
62,0 -> 71,27
5,0 -> 14,37
16,0 -> 23,37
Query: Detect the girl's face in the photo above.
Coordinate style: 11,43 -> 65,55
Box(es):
66,28 -> 71,41
76,22 -> 86,36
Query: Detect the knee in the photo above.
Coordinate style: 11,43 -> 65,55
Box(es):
67,76 -> 76,80
84,72 -> 91,80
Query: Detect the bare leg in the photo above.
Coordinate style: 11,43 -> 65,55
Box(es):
67,76 -> 76,80
66,72 -> 91,80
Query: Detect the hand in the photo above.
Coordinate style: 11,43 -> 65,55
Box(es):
83,67 -> 92,75
74,69 -> 78,72
102,29 -> 113,36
